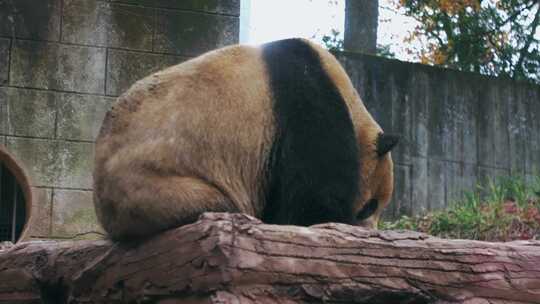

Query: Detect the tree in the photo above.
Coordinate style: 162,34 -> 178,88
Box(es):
397,0 -> 540,83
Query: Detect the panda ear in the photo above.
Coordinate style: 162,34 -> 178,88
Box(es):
376,133 -> 399,157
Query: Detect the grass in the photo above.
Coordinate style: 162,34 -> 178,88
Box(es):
380,175 -> 540,241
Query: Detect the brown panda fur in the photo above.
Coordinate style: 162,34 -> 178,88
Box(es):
93,38 -> 397,240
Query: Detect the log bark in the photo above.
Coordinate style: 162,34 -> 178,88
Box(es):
1,212 -> 539,304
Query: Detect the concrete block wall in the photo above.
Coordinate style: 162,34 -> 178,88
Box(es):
0,0 -> 239,239
337,52 -> 540,219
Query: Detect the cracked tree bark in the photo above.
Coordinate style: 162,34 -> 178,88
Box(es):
1,212 -> 539,304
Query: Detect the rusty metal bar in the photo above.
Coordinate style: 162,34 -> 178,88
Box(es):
11,181 -> 17,243
0,163 -> 3,222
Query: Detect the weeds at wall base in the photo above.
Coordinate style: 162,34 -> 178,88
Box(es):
381,175 -> 540,242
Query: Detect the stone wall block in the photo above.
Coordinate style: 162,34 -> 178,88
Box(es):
54,141 -> 94,189
0,88 -> 6,135
3,88 -> 57,138
5,138 -> 94,189
384,164 -> 412,219
456,74 -> 479,165
427,70 -> 451,161
462,162 -> 478,198
444,74 -> 466,162
427,72 -> 478,164
411,156 -> 428,215
353,56 -> 393,129
0,38 -> 9,85
445,162 -> 477,206
508,84 -> 529,174
51,189 -> 101,238
106,49 -> 184,96
524,87 -> 540,174
57,93 -> 115,141
110,0 -> 240,16
10,41 -> 106,94
477,80 -> 511,169
477,165 -> 511,184
154,9 -> 239,56
0,0 -> 61,41
389,62 -> 413,165
337,54 -> 367,101
428,158 -> 447,211
3,138 -> 57,187
62,0 -> 154,51
25,187 -> 53,238
410,68 -> 430,158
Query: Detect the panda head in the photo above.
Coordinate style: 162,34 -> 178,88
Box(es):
304,39 -> 399,228
261,38 -> 399,228
352,132 -> 399,228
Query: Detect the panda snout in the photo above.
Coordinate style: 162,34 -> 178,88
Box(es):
354,199 -> 379,227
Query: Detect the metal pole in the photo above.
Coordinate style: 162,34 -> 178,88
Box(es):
11,181 -> 17,243
0,164 -> 3,214
0,164 -> 3,241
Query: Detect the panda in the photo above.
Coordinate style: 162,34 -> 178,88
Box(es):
93,38 -> 399,241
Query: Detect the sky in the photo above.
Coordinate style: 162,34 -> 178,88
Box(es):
240,0 -> 420,61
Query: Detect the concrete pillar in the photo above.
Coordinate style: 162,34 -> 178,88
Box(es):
344,0 -> 378,54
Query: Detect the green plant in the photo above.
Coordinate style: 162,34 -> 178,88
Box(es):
321,29 -> 395,58
381,175 -> 540,241
321,29 -> 344,52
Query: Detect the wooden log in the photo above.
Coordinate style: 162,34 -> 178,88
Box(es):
1,212 -> 539,303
